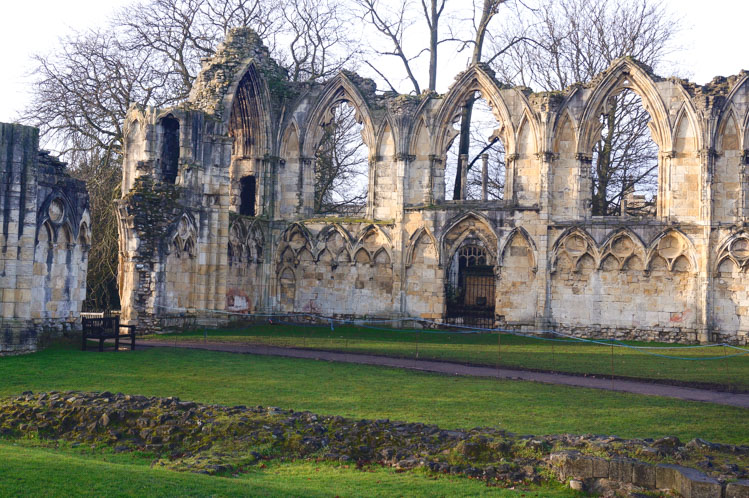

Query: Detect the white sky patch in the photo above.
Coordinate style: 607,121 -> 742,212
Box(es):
0,0 -> 746,124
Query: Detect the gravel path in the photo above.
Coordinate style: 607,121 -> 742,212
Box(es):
139,340 -> 749,408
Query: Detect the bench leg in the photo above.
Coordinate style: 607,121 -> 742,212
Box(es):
82,333 -> 87,351
99,336 -> 104,352
115,334 -> 120,352
131,334 -> 136,351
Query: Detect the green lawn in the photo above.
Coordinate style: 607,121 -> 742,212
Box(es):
145,323 -> 749,390
0,442 -> 577,497
1,344 -> 746,444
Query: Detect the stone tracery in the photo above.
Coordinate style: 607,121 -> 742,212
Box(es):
112,27 -> 749,344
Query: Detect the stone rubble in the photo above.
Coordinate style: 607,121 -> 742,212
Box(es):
1,391 -> 746,496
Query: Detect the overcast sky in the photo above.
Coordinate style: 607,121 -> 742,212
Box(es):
0,0 -> 746,127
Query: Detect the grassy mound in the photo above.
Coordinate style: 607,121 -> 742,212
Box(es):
1,391 -> 746,489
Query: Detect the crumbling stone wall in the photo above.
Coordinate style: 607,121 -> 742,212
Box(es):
118,27 -> 749,344
0,123 -> 90,354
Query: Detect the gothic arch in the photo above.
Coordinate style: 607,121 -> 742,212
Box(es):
301,73 -> 378,158
247,220 -> 265,262
280,120 -> 301,158
717,74 -> 749,150
78,221 -> 90,248
228,220 -> 248,265
578,59 -> 673,154
407,112 -> 432,159
317,224 -> 353,258
550,227 -> 599,272
375,118 -> 397,158
226,63 -> 272,158
212,61 -> 272,156
351,224 -> 393,262
514,109 -> 542,157
499,227 -> 538,273
37,193 -> 78,242
715,230 -> 749,272
645,228 -> 697,273
672,102 -> 703,152
434,65 -> 521,156
405,226 -> 439,268
280,222 -> 313,247
373,247 -> 391,265
440,211 -> 498,267
552,108 -> 580,152
169,213 -> 198,259
598,228 -> 647,271
715,107 -> 742,152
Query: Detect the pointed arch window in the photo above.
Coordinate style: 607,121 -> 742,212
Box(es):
591,89 -> 658,216
313,102 -> 369,215
160,116 -> 180,184
445,93 -> 505,201
239,175 -> 256,216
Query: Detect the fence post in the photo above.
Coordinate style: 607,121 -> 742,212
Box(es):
496,331 -> 501,378
610,341 -> 615,390
415,328 -> 421,359
551,340 -> 556,372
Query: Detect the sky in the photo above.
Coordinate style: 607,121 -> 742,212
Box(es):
0,0 -> 747,127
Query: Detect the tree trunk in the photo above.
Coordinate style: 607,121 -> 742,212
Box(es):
452,0 -> 500,199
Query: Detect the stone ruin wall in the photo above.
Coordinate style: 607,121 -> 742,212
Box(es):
0,123 -> 90,354
117,28 -> 749,344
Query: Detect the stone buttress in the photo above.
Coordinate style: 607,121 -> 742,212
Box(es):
118,28 -> 749,344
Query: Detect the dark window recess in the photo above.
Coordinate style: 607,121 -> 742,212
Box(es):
160,116 -> 180,184
239,175 -> 256,216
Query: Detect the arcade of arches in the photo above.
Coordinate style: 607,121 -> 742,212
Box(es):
116,28 -> 749,345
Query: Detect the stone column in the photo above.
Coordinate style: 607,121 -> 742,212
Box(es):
481,153 -> 489,201
459,154 -> 468,200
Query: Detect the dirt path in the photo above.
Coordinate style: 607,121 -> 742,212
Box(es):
139,340 -> 749,409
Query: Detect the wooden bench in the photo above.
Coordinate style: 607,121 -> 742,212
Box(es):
82,316 -> 136,352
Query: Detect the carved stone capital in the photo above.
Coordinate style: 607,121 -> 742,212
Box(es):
697,148 -> 718,161
575,153 -> 593,163
660,150 -> 676,160
535,151 -> 555,162
394,153 -> 416,162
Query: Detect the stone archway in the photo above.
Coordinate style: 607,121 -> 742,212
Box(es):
441,213 -> 498,327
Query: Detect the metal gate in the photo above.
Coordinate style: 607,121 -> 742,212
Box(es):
445,245 -> 496,328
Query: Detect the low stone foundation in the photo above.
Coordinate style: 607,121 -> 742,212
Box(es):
1,391 -> 746,496
0,320 -> 38,355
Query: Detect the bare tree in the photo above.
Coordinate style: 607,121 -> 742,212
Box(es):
70,152 -> 122,310
491,0 -> 679,214
278,0 -> 360,83
450,0 -> 510,200
354,0 -> 424,93
24,0 -> 359,310
115,0 -> 282,99
314,104 -> 369,215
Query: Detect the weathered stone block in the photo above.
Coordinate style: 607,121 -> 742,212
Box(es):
632,461 -> 656,488
726,480 -> 749,498
608,457 -> 635,483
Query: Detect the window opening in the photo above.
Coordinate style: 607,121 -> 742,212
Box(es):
445,93 -> 505,201
591,89 -> 658,216
239,175 -> 256,216
160,115 -> 180,184
314,102 -> 369,215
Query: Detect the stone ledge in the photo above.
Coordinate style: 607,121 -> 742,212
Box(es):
549,451 -> 726,497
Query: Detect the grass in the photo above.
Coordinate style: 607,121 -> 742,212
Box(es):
0,441 -> 578,497
1,344 -> 747,444
144,323 -> 749,390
